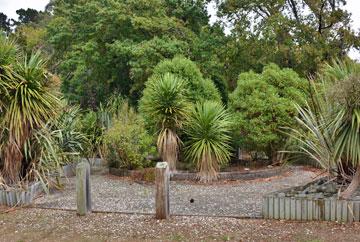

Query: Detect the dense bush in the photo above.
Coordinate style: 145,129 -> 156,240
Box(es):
151,56 -> 221,103
104,102 -> 156,170
229,63 -> 307,163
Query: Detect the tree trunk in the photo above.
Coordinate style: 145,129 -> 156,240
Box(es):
340,164 -> 360,199
269,150 -> 281,165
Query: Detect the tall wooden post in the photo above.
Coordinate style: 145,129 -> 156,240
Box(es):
76,161 -> 92,216
155,162 -> 170,219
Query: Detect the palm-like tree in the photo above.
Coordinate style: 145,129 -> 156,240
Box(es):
184,101 -> 232,182
0,41 -> 60,184
139,73 -> 189,171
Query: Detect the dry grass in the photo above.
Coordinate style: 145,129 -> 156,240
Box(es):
1,208 -> 360,242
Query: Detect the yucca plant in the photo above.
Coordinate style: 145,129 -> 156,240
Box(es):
0,48 -> 61,184
330,72 -> 360,199
286,76 -> 339,174
288,60 -> 360,199
184,101 -> 232,182
139,73 -> 189,171
288,101 -> 340,173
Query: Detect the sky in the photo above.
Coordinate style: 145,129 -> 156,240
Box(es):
0,0 -> 359,60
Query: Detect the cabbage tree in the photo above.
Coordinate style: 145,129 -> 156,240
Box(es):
0,36 -> 61,184
139,73 -> 189,171
184,101 -> 232,182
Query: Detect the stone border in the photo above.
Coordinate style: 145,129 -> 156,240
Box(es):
109,166 -> 286,181
262,180 -> 360,222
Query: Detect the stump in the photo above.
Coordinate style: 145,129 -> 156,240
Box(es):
155,162 -> 170,219
76,161 -> 92,216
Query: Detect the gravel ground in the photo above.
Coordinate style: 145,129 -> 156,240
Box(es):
1,208 -> 360,242
34,166 -> 318,217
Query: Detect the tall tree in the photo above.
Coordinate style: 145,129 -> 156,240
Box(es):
12,8 -> 41,26
0,13 -> 11,33
47,0 -> 218,108
215,0 -> 360,78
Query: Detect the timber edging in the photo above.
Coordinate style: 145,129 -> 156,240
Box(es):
262,179 -> 360,222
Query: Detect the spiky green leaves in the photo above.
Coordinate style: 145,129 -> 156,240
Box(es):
139,73 -> 190,170
2,52 -> 60,142
0,45 -> 61,184
184,101 -> 232,182
140,73 -> 189,130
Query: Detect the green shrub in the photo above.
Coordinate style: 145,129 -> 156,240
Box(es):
104,102 -> 156,170
151,56 -> 221,103
229,63 -> 307,163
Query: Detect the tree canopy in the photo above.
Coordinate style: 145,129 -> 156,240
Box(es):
216,0 -> 360,81
46,0 -> 225,108
0,13 -> 11,34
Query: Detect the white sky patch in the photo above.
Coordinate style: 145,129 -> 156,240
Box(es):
345,0 -> 360,60
0,0 -> 48,20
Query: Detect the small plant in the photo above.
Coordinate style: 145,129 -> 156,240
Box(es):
80,110 -> 104,158
103,101 -> 156,170
184,101 -> 232,182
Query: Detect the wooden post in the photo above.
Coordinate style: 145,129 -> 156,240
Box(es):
76,161 -> 92,216
155,162 -> 170,219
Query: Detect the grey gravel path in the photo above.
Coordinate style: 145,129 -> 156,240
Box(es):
34,167 -> 318,217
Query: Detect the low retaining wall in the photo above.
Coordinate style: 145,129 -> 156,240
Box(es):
172,166 -> 285,181
0,182 -> 42,206
63,158 -> 107,178
262,180 -> 360,222
109,166 -> 286,181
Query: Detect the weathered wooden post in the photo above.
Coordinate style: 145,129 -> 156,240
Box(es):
76,161 -> 92,216
155,162 -> 170,219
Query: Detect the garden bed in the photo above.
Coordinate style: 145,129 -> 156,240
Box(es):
262,177 -> 360,222
35,166 -> 316,217
109,167 -> 156,182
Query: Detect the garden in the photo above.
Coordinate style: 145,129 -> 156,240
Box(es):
1,0 -> 360,241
